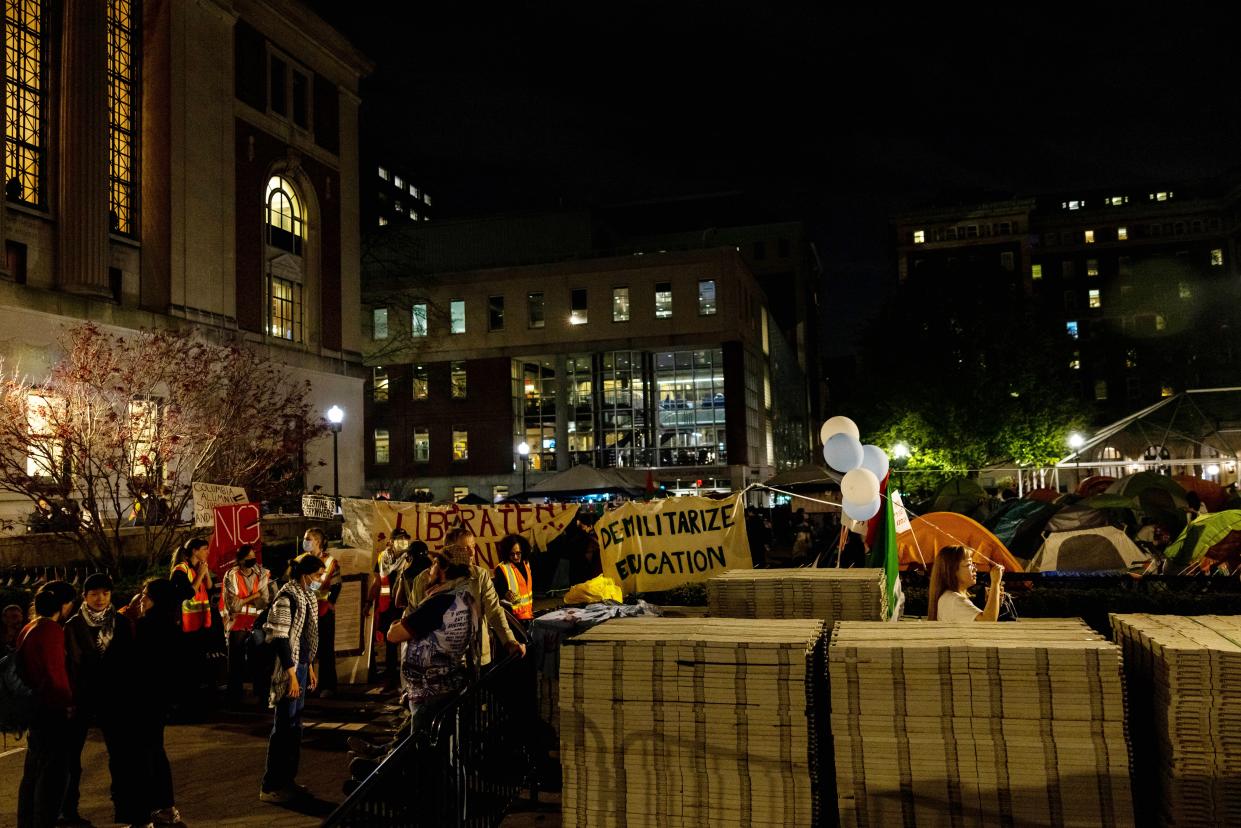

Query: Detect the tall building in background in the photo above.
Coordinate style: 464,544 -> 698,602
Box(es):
0,0 -> 371,516
368,160 -> 433,227
892,180 -> 1241,421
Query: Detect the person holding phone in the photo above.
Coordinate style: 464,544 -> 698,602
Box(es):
927,545 -> 1004,622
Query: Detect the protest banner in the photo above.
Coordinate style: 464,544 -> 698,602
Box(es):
597,494 -> 752,593
374,501 -> 580,569
207,502 -> 262,574
341,497 -> 375,550
301,494 -> 337,520
192,482 -> 248,527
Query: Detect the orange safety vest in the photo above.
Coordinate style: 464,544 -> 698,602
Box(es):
173,561 -> 212,633
221,567 -> 265,632
317,555 -> 338,618
497,561 -> 533,620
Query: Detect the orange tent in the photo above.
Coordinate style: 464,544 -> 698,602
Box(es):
1025,488 -> 1061,503
897,512 -> 1024,572
1076,475 -> 1115,497
1173,475 -> 1228,512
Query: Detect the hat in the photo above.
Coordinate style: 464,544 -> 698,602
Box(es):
437,543 -> 473,567
391,527 -> 411,540
82,572 -> 113,593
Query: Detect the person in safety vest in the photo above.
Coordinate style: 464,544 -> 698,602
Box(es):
221,544 -> 273,706
493,534 -> 534,624
170,537 -> 212,634
369,527 -> 412,690
303,527 -> 340,698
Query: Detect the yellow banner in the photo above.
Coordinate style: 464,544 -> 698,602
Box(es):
372,501 -> 579,570
597,494 -> 752,593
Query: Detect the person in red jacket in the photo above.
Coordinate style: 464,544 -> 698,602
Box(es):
16,579 -> 78,828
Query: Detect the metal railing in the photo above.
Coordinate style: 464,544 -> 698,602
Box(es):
322,615 -> 535,828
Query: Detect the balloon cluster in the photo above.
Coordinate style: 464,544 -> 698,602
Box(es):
820,416 -> 889,522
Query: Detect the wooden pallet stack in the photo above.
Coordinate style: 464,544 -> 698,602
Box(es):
559,617 -> 830,828
1111,613 -> 1241,827
706,568 -> 883,624
829,619 -> 1133,827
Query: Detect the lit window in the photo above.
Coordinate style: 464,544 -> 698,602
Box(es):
268,277 -> 301,342
378,216 -> 388,227
655,282 -> 672,318
1087,259 -> 1099,277
1070,352 -> 1081,370
372,367 -> 388,402
413,429 -> 430,462
1066,321 -> 1079,339
488,295 -> 504,331
1117,227 -> 1128,240
763,366 -> 772,410
25,392 -> 62,479
1032,264 -> 1043,280
378,166 -> 389,180
1066,200 -> 1083,210
1179,282 -> 1192,300
410,210 -> 419,221
1088,289 -> 1101,309
1161,385 -> 1174,397
107,0 -> 136,234
6,0 -> 44,207
374,429 -> 390,464
265,176 -> 304,255
452,428 -> 468,461
411,303 -> 428,337
698,280 -> 717,315
612,287 -> 630,322
1108,196 -> 1127,206
913,229 -> 925,244
570,288 -> 588,325
394,201 -> 402,214
412,365 -> 428,400
1084,230 -> 1095,244
394,175 -> 404,189
451,361 -> 467,398
761,310 -> 770,355
450,300 -> 465,334
1153,192 -> 1169,201
424,193 -> 433,207
528,292 -> 545,328
1211,248 -> 1224,267
373,308 -> 388,339
1094,380 -> 1108,401
408,184 -> 416,197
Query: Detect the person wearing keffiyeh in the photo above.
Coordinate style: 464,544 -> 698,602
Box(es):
63,572 -> 133,827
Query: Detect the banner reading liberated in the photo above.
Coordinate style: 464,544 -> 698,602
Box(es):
597,494 -> 752,593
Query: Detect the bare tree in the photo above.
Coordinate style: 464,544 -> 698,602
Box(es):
0,324 -> 327,572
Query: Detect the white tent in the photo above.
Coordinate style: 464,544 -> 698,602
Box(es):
1028,525 -> 1151,573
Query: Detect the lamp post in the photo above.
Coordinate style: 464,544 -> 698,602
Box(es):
1068,432 -> 1085,490
892,442 -> 910,496
517,441 -> 530,495
327,405 -> 344,509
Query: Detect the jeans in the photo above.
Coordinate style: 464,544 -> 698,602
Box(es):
262,662 -> 308,793
227,629 -> 251,702
18,713 -> 69,828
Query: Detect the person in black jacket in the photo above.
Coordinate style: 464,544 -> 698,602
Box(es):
62,573 -> 133,827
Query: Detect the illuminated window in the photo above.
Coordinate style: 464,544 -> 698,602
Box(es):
450,299 -> 466,334
1150,192 -> 1170,202
913,229 -> 925,244
413,429 -> 429,462
373,429 -> 390,464
451,486 -> 468,502
265,176 -> 304,255
372,308 -> 388,339
1032,264 -> 1043,280
1087,259 -> 1099,277
410,210 -> 418,221
1161,385 -> 1174,397
655,282 -> 672,318
1094,380 -> 1108,401
378,166 -> 389,180
1088,289 -> 1101,309
107,0 -> 136,234
394,175 -> 404,189
452,428 -> 468,461
612,287 -> 630,322
424,193 -> 433,207
763,366 -> 772,410
570,288 -> 588,325
265,176 -> 304,341
412,365 -> 428,400
488,295 -> 504,331
1211,248 -> 1224,267
378,216 -> 388,227
5,0 -> 45,206
761,309 -> 770,355
1179,282 -> 1192,300
1066,320 -> 1079,339
1065,200 -> 1083,210
698,280 -> 717,315
408,184 -> 416,197
1084,230 -> 1095,244
1117,226 -> 1128,240
1070,351 -> 1080,370
451,361 -> 467,398
372,367 -> 388,402
26,392 -> 62,479
268,277 -> 301,342
393,201 -> 402,215
1107,196 -> 1128,206
528,292 -> 545,328
411,303 -> 428,337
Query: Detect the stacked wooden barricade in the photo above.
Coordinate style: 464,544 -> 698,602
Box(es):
1111,613 -> 1241,827
559,617 -> 830,827
828,619 -> 1133,827
707,568 -> 884,623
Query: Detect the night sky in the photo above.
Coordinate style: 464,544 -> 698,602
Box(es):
309,2 -> 1240,356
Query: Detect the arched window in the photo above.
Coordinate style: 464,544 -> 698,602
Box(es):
265,175 -> 305,342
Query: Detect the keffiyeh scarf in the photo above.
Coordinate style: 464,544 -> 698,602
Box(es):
82,604 -> 116,654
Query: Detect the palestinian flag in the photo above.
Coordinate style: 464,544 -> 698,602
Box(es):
865,476 -> 904,621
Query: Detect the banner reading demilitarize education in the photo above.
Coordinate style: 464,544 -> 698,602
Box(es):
598,494 -> 752,593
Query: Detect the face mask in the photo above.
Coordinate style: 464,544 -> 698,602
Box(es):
308,579 -> 322,592
242,560 -> 256,571
302,539 -> 315,553
394,540 -> 410,553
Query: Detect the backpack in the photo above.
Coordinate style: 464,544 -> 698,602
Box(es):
401,584 -> 480,701
250,587 -> 298,648
0,648 -> 36,736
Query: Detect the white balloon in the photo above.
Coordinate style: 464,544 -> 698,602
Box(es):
820,415 -> 860,445
824,433 -> 864,472
841,467 -> 880,506
860,444 -> 890,481
842,496 -> 880,522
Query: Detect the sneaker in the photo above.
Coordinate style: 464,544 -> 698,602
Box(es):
150,808 -> 181,825
258,788 -> 293,804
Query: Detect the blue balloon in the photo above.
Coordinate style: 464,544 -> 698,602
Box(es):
824,433 -> 864,472
860,444 -> 890,481
843,495 -> 880,522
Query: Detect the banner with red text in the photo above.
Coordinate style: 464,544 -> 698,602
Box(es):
208,502 -> 263,575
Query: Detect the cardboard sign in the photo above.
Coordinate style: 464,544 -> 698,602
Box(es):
597,494 -> 753,594
192,482 -> 248,527
207,502 -> 262,574
301,494 -> 337,520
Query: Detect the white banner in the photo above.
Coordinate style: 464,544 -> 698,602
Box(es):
191,482 -> 248,527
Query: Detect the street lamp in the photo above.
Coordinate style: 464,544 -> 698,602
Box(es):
892,442 -> 910,495
1068,432 -> 1085,489
327,405 -> 344,509
517,441 -> 530,494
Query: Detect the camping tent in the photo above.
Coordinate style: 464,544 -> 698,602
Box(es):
897,512 -> 1024,572
518,464 -> 651,499
1043,504 -> 1113,534
985,498 -> 1061,562
1076,475 -> 1115,497
1172,476 -> 1229,512
1165,509 -> 1241,571
932,478 -> 993,521
1106,471 -> 1188,508
1028,525 -> 1151,573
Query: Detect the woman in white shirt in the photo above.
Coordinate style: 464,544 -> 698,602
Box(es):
927,545 -> 1003,621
